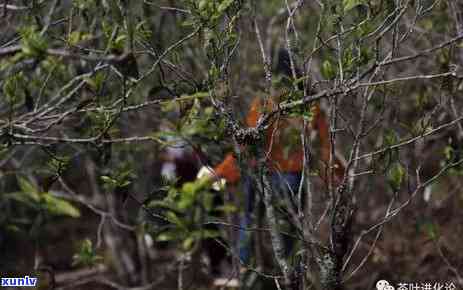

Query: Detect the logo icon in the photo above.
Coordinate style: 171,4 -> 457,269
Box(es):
376,280 -> 395,290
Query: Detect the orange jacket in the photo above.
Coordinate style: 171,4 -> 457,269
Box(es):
214,97 -> 345,185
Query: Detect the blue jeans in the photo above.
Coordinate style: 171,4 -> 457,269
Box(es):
238,172 -> 301,264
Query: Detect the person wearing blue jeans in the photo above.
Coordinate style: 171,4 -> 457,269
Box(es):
238,172 -> 302,265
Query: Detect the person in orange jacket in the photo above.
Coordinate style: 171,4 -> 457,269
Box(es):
209,102 -> 345,263
199,49 -> 346,267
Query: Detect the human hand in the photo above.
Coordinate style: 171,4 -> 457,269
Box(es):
196,166 -> 226,191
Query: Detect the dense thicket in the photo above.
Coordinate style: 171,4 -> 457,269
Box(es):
0,1 -> 462,290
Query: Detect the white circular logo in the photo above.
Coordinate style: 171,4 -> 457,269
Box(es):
376,280 -> 394,290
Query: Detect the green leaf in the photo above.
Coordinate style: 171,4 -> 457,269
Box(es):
3,72 -> 26,105
135,21 -> 152,40
156,231 -> 179,242
3,179 -> 40,209
321,59 -> 336,79
384,130 -> 399,146
181,182 -> 199,195
343,0 -> 366,12
178,186 -> 196,210
198,0 -> 208,11
19,26 -> 48,58
444,145 -> 454,161
112,34 -> 127,51
182,237 -> 195,250
101,175 -> 117,186
68,31 -> 93,45
72,238 -> 102,267
17,177 -> 40,201
85,72 -> 105,92
119,180 -> 131,188
166,211 -> 186,229
218,0 -> 234,13
387,163 -> 405,191
43,194 -> 81,218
